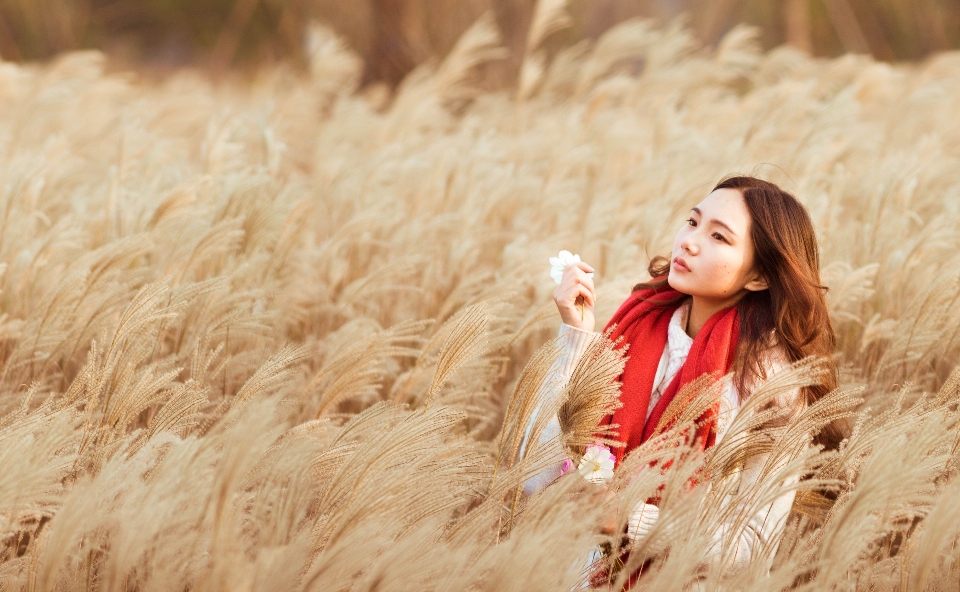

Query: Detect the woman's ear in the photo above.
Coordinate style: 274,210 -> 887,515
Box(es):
745,273 -> 768,292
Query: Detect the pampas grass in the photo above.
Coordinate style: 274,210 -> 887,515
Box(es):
1,7 -> 960,590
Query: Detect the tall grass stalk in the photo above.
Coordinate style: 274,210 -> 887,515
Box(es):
0,14 -> 959,590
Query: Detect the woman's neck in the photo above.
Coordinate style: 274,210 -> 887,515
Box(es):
686,293 -> 745,338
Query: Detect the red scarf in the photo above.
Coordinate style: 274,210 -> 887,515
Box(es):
598,285 -> 740,465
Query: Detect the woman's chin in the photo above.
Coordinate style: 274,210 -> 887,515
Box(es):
667,271 -> 689,293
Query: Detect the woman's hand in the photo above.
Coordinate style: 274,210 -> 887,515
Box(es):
591,484 -> 620,535
553,261 -> 596,331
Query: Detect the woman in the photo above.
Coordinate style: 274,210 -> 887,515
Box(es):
526,176 -> 844,576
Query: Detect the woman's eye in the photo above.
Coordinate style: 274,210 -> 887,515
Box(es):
712,232 -> 728,243
686,218 -> 697,227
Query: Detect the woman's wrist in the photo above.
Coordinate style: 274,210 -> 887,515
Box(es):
559,312 -> 595,332
561,320 -> 596,333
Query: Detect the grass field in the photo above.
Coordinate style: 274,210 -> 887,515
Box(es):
1,13 -> 960,591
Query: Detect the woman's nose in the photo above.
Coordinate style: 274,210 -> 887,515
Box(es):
681,235 -> 699,255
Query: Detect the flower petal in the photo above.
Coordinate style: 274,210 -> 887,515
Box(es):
576,456 -> 590,473
584,470 -> 605,484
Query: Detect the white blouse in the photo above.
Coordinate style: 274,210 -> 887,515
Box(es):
521,301 -> 803,573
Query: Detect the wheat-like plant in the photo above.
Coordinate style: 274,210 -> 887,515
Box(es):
0,14 -> 959,591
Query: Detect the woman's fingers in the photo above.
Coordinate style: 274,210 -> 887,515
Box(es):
573,261 -> 595,274
598,488 -> 619,535
553,281 -> 594,310
562,264 -> 596,299
573,284 -> 595,308
563,262 -> 595,281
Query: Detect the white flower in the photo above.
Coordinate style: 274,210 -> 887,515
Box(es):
549,250 -> 594,284
577,443 -> 615,484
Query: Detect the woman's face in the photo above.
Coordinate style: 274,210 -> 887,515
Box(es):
667,188 -> 767,304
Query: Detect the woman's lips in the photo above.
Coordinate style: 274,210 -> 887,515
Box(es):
672,257 -> 690,272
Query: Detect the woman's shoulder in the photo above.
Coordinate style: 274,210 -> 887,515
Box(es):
719,339 -> 804,437
759,340 -> 791,375
747,340 -> 806,411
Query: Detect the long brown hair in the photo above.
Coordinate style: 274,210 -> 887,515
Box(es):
635,176 -> 845,450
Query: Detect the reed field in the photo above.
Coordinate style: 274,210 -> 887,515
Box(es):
3,9 -> 960,591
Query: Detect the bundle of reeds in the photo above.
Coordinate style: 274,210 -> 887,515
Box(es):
0,8 -> 959,590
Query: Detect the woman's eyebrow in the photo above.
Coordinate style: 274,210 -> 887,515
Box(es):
691,207 -> 738,237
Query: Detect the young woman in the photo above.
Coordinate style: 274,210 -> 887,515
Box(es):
525,176 -> 844,574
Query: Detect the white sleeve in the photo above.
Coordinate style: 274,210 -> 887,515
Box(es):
627,503 -> 660,541
624,427 -> 803,572
626,356 -> 805,573
521,323 -> 598,495
701,443 -> 802,572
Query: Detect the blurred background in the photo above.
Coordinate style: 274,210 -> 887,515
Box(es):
0,0 -> 958,84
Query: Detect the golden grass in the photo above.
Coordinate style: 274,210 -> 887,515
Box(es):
1,10 -> 960,590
